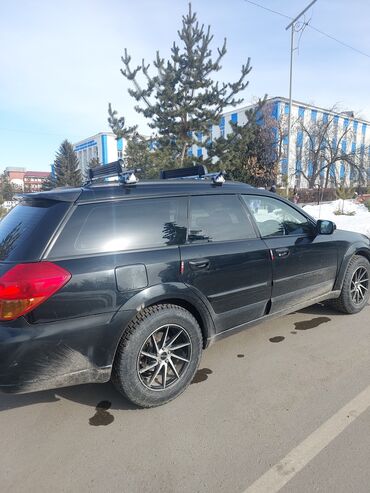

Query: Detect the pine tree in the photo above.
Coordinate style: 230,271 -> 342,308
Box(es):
54,140 -> 82,187
209,105 -> 276,187
109,2 -> 252,167
0,173 -> 16,201
84,157 -> 101,181
123,134 -> 156,178
41,174 -> 56,191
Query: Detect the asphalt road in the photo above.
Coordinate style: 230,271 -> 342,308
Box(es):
1,303 -> 370,493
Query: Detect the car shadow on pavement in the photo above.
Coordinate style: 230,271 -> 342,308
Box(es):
0,381 -> 138,413
294,303 -> 341,317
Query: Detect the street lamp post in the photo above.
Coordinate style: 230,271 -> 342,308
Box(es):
285,0 -> 317,198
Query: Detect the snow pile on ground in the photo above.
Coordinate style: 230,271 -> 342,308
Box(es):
302,200 -> 370,238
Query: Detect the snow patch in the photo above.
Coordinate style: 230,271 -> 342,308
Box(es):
302,200 -> 370,238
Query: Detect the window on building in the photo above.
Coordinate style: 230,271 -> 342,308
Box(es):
219,116 -> 225,138
340,163 -> 346,180
307,162 -> 314,177
298,106 -> 305,119
272,101 -> 280,120
281,158 -> 288,176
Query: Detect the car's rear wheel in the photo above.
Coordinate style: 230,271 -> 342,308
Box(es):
330,255 -> 370,314
112,304 -> 202,408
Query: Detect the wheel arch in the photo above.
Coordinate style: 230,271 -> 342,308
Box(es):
355,248 -> 370,262
110,283 -> 216,362
334,245 -> 370,291
147,298 -> 211,349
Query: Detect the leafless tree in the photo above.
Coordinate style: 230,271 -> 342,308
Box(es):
261,105 -> 289,183
296,108 -> 367,189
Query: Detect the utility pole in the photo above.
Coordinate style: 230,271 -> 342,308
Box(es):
285,0 -> 317,197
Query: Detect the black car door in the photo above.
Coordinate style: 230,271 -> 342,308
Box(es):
242,194 -> 338,313
180,194 -> 272,332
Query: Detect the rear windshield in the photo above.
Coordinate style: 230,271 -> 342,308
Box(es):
0,199 -> 69,261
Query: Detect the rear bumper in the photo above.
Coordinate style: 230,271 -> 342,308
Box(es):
0,309 -> 136,394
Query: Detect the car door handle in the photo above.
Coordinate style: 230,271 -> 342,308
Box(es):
275,247 -> 290,258
189,259 -> 210,270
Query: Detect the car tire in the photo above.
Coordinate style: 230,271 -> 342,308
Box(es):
329,255 -> 370,314
112,304 -> 203,408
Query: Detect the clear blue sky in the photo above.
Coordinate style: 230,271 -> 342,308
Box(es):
1,0 -> 370,171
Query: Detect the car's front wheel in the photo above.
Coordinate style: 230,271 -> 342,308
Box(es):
330,255 -> 370,314
112,304 -> 202,408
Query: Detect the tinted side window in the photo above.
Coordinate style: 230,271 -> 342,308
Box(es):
242,195 -> 313,237
50,197 -> 187,257
0,200 -> 69,261
188,195 -> 256,243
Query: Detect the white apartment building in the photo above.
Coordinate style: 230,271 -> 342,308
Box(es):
73,132 -> 125,175
190,97 -> 370,188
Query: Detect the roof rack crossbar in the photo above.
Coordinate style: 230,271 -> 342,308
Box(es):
160,165 -> 208,180
86,160 -> 139,185
160,165 -> 225,185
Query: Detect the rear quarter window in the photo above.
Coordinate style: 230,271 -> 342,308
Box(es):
49,197 -> 187,258
0,200 -> 69,261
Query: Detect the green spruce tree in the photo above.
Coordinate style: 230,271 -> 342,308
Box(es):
84,157 -> 101,181
209,104 -> 276,186
0,173 -> 16,201
53,140 -> 82,187
123,134 -> 156,178
41,174 -> 56,191
109,2 -> 252,167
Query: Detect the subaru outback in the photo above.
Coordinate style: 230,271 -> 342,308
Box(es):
0,163 -> 369,408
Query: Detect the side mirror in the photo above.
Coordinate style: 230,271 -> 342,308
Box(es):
317,219 -> 336,235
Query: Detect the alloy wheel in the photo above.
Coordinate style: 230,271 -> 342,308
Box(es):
137,324 -> 192,391
350,266 -> 369,305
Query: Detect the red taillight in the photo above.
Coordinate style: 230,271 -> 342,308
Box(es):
0,262 -> 71,321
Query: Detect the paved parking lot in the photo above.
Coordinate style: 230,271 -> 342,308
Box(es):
1,303 -> 370,493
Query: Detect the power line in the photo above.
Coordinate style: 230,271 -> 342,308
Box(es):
243,0 -> 291,20
243,0 -> 370,59
308,24 -> 370,59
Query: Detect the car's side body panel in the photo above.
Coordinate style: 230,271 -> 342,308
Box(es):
180,240 -> 272,331
263,234 -> 338,312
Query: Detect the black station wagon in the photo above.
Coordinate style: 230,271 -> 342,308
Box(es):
0,163 -> 369,407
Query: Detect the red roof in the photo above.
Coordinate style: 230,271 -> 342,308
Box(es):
24,171 -> 50,178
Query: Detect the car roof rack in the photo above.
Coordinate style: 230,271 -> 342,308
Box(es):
160,165 -> 226,185
85,159 -> 139,185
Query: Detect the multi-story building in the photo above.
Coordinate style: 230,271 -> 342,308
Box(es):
191,97 -> 370,188
3,167 -> 50,192
23,171 -> 51,192
75,98 -> 370,189
4,167 -> 26,190
73,132 -> 125,175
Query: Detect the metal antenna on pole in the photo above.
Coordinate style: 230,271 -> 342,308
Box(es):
285,0 -> 317,197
